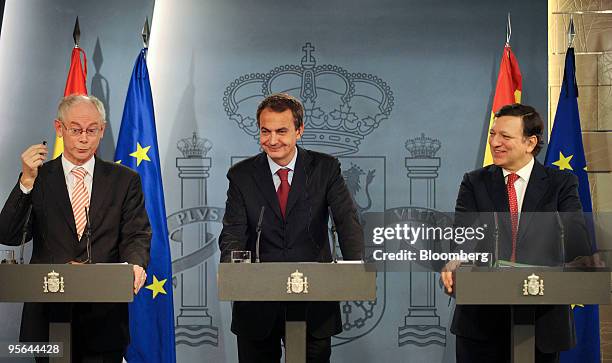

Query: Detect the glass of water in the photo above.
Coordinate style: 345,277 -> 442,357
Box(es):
231,250 -> 252,263
0,250 -> 16,264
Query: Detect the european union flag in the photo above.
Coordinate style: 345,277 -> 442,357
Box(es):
544,47 -> 599,363
114,48 -> 176,363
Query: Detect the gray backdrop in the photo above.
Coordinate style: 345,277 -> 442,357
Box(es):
0,0 -> 546,362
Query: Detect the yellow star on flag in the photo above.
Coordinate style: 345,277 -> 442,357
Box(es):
552,152 -> 573,171
115,160 -> 122,164
129,143 -> 151,166
571,304 -> 584,309
145,275 -> 167,299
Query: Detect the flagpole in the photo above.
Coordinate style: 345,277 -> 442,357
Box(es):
52,17 -> 88,159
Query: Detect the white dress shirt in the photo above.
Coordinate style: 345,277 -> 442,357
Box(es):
61,155 -> 95,206
20,156 -> 95,208
502,157 -> 534,216
267,147 -> 298,191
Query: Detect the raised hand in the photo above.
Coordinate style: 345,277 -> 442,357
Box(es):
20,143 -> 48,190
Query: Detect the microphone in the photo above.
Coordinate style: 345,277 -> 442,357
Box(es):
255,206 -> 265,263
328,208 -> 338,263
19,205 -> 33,264
84,207 -> 92,264
492,211 -> 499,268
555,211 -> 566,267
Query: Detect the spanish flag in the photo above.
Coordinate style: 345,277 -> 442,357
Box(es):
483,44 -> 522,166
52,46 -> 88,159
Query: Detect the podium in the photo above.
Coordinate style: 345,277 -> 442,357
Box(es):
0,264 -> 134,363
218,262 -> 376,363
455,266 -> 611,363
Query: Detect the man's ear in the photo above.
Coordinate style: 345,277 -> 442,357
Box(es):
527,135 -> 537,153
296,125 -> 304,139
99,123 -> 106,139
54,120 -> 63,138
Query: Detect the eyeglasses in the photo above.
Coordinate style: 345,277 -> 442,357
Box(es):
61,122 -> 102,137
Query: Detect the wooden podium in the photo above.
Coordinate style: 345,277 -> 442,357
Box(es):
455,266 -> 611,363
0,264 -> 133,363
218,262 -> 376,363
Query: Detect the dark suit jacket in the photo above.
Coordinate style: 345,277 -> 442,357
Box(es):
450,160 -> 591,353
0,156 -> 151,352
219,147 -> 364,339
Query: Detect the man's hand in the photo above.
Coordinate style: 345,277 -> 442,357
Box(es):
20,144 -> 48,189
441,271 -> 454,294
566,253 -> 606,268
441,260 -> 462,294
133,264 -> 147,294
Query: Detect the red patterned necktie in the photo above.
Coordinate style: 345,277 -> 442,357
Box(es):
507,173 -> 519,262
276,168 -> 290,218
71,167 -> 89,239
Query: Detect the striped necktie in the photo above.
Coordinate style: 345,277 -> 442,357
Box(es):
71,167 -> 89,239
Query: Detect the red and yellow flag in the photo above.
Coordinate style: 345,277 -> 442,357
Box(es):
483,44 -> 522,166
52,46 -> 88,158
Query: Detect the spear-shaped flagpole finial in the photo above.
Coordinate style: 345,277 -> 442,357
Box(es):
568,15 -> 576,48
506,12 -> 512,46
142,17 -> 150,48
73,17 -> 81,47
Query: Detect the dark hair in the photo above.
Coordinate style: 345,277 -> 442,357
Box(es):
494,103 -> 544,156
256,93 -> 304,130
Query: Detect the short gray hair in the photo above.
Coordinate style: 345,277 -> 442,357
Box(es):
56,95 -> 107,124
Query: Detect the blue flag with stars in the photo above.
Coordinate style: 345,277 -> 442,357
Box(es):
544,47 -> 599,363
114,48 -> 176,363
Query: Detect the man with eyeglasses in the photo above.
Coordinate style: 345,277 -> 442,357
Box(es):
0,94 -> 151,362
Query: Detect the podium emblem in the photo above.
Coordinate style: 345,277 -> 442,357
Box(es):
43,270 -> 65,294
286,270 -> 309,294
523,273 -> 544,296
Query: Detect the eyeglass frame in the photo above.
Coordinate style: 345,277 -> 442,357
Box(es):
60,121 -> 104,137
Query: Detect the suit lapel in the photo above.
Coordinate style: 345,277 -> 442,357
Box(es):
89,156 -> 112,233
517,161 -> 548,243
285,148 -> 310,218
47,157 -> 78,237
486,165 -> 509,212
252,153 -> 283,220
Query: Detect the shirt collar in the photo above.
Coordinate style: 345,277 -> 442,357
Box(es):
62,154 -> 96,177
267,147 -> 298,176
502,157 -> 534,182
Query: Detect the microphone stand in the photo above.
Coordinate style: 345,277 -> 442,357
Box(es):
329,208 -> 338,263
555,211 -> 566,267
84,207 -> 92,264
255,206 -> 265,263
19,205 -> 33,264
493,211 -> 499,268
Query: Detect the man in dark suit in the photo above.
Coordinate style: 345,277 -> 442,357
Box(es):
0,95 -> 151,362
219,93 -> 364,363
442,103 -> 591,363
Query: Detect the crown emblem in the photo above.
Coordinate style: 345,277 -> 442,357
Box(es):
177,132 -> 213,158
43,270 -> 64,294
523,273 -> 544,296
405,133 -> 441,158
223,42 -> 394,156
286,269 -> 309,294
